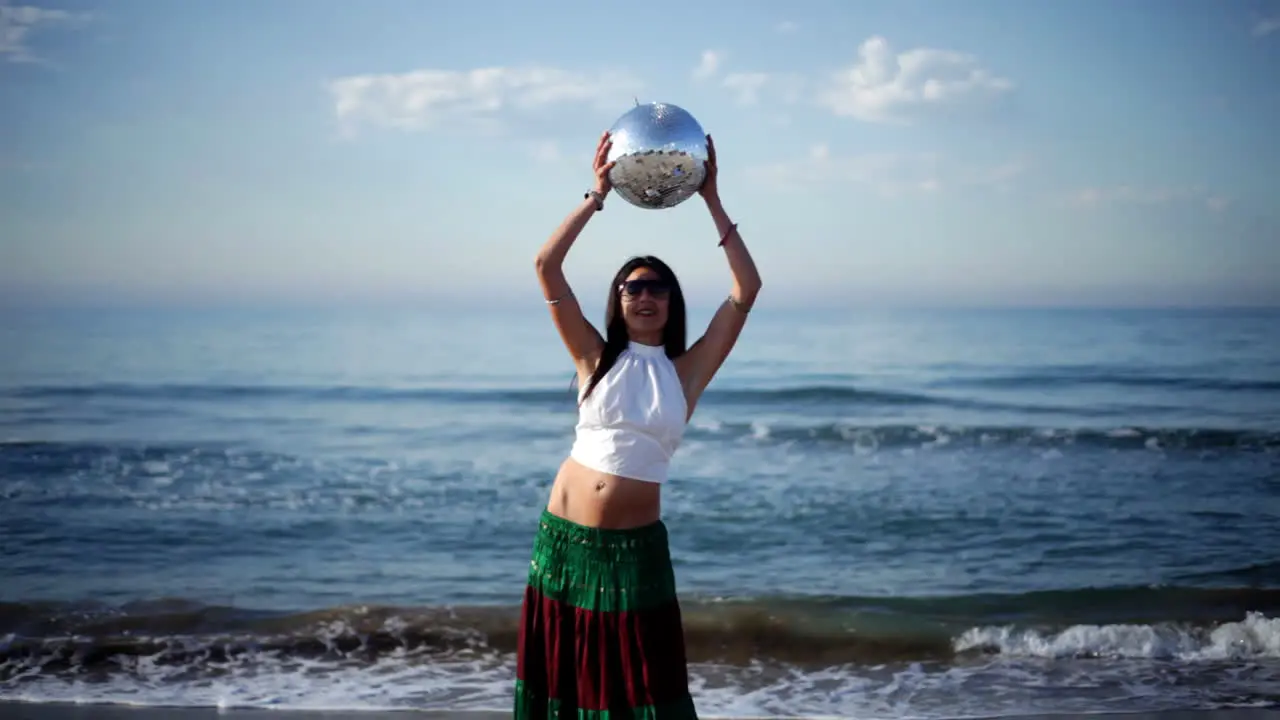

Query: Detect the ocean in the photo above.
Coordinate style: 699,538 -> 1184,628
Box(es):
1,304 -> 1277,718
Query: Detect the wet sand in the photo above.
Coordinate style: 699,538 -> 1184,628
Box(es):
1,702 -> 1277,720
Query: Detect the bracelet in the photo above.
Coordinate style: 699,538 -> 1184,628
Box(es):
727,294 -> 751,314
584,190 -> 604,211
718,222 -> 738,247
546,290 -> 574,306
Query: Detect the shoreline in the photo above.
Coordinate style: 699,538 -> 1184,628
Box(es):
1,701 -> 1278,720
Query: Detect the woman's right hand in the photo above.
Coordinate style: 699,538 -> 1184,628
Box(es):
592,131 -> 615,196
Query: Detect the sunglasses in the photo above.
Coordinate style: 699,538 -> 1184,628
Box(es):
618,278 -> 671,298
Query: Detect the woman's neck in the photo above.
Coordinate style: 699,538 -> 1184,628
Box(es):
628,331 -> 662,347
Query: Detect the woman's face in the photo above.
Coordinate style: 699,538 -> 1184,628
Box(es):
618,266 -> 671,337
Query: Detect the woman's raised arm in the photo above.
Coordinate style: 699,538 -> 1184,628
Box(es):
534,131 -> 615,380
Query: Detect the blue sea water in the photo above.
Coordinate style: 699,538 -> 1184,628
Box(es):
1,304 -> 1278,718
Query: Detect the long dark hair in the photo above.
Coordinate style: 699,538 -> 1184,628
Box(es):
578,255 -> 688,402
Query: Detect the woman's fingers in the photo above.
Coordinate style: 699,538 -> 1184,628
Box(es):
594,132 -> 612,168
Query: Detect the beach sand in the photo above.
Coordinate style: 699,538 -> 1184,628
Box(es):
0,703 -> 1277,720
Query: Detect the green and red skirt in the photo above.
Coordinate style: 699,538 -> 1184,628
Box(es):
514,510 -> 698,719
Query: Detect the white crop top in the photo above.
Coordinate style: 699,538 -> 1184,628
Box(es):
569,341 -> 689,484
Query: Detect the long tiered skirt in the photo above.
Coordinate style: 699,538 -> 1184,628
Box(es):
514,510 -> 698,719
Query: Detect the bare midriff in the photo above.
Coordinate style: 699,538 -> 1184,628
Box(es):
544,456 -> 663,529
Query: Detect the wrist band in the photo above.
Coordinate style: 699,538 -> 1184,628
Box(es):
718,222 -> 738,247
585,190 -> 604,211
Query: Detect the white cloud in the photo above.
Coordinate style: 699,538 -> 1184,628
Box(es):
964,158 -> 1029,193
721,71 -> 807,106
692,50 -> 723,81
328,65 -> 644,135
1252,17 -> 1280,37
722,72 -> 769,105
818,36 -> 1014,124
0,2 -> 89,64
776,21 -> 799,34
748,146 -> 1024,198
528,140 -> 561,164
688,50 -> 806,107
1065,185 -> 1230,212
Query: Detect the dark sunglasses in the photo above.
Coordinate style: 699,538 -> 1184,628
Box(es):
618,278 -> 671,298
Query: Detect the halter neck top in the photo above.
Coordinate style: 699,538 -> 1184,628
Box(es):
569,341 -> 688,484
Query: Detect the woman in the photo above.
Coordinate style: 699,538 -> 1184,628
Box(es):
514,130 -> 761,719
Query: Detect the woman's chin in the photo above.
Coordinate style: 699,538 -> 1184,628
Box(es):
626,318 -> 666,336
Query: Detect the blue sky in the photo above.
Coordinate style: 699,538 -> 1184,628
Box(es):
2,0 -> 1278,310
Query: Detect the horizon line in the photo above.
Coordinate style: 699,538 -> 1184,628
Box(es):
2,298 -> 1277,314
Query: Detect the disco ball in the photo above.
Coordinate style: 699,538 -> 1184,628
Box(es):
605,102 -> 708,210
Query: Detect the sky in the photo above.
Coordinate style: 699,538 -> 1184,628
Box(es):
1,0 -> 1278,311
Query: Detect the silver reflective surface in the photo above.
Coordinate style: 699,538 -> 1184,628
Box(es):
605,102 -> 708,210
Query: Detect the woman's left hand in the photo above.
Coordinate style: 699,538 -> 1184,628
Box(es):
698,134 -> 719,203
